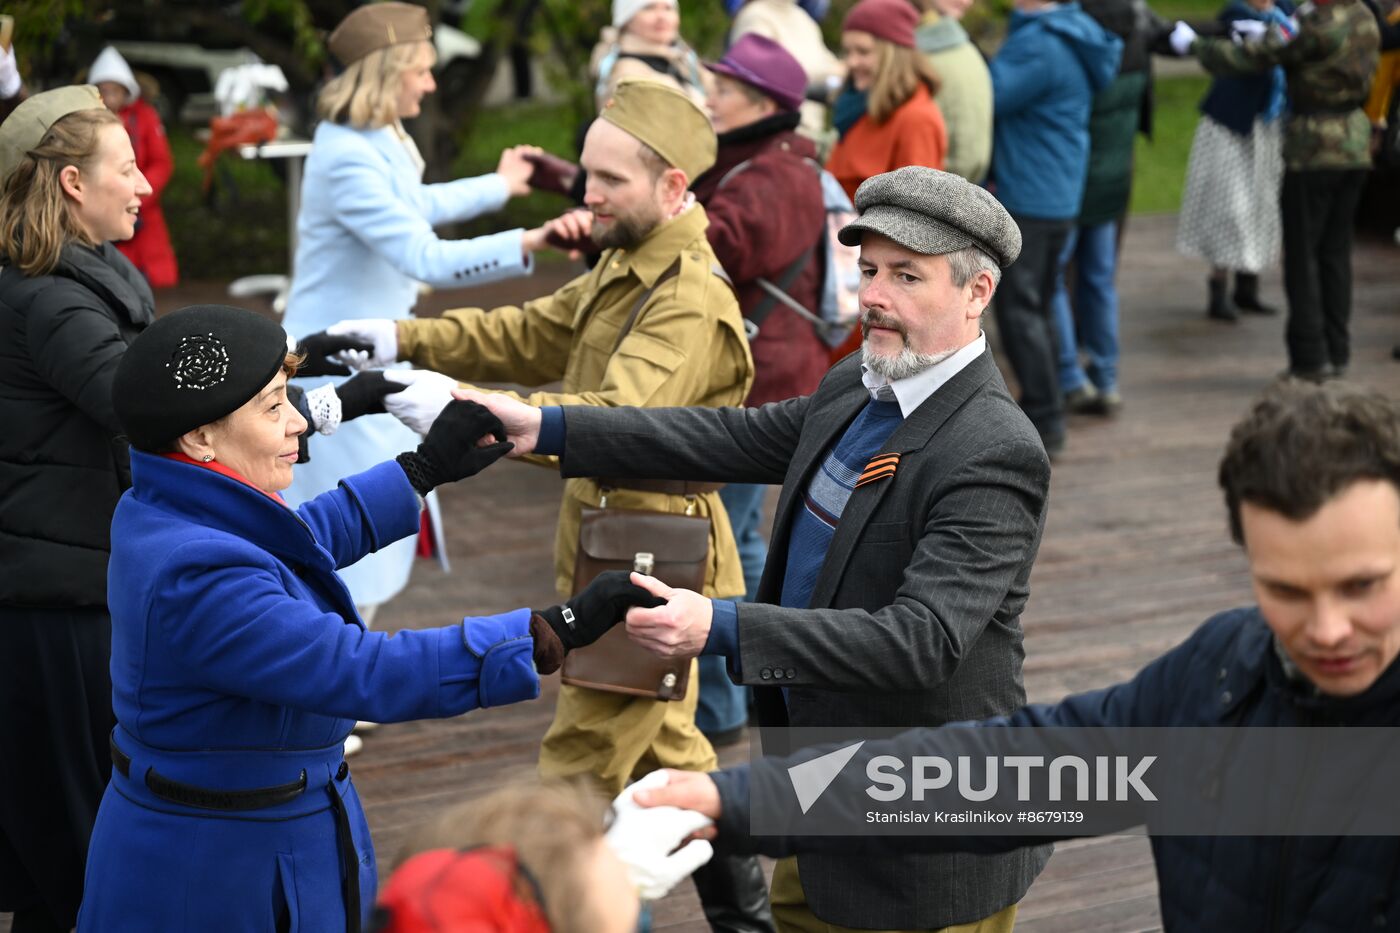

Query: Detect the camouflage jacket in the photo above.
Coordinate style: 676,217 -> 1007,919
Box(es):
1195,0 -> 1381,170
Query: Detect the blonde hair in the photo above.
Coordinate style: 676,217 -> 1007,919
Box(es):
0,108 -> 122,277
316,40 -> 428,129
400,779 -> 611,933
867,40 -> 941,124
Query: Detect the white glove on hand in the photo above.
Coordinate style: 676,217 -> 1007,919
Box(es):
382,369 -> 459,435
0,46 -> 21,100
607,770 -> 715,900
1229,19 -> 1268,43
1169,20 -> 1198,55
325,319 -> 398,370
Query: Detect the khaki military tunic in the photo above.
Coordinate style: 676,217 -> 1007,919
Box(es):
396,204 -> 754,791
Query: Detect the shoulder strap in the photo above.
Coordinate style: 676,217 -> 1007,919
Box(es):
610,258 -> 682,355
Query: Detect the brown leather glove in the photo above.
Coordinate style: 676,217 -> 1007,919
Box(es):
524,151 -> 580,197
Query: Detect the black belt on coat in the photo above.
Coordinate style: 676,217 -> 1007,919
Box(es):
110,732 -> 309,811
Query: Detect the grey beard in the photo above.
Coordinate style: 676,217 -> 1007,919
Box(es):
861,343 -> 957,381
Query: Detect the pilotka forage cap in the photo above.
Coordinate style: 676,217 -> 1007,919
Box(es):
0,85 -> 106,181
328,2 -> 433,67
599,77 -> 716,182
838,166 -> 1023,269
114,305 -> 291,452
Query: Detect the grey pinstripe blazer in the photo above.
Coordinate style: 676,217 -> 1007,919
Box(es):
560,349 -> 1053,929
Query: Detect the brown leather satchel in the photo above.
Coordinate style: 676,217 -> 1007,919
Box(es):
560,505 -> 710,700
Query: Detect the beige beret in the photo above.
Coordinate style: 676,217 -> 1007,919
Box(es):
328,2 -> 432,67
0,85 -> 106,181
598,77 -> 716,182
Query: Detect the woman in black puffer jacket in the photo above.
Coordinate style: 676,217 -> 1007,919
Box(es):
0,87 -> 153,933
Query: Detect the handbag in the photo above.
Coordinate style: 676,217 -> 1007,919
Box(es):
560,502 -> 710,700
559,256 -> 711,701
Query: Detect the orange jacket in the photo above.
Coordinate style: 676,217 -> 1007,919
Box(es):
825,82 -> 948,201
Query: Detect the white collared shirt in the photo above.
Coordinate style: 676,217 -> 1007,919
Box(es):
859,333 -> 987,419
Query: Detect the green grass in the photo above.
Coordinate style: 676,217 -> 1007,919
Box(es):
1129,75 -> 1209,215
1147,0 -> 1225,22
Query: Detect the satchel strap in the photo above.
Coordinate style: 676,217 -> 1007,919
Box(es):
610,258 -> 683,355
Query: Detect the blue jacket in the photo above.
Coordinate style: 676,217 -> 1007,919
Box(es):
79,452 -> 538,931
715,607 -> 1400,931
989,3 -> 1123,219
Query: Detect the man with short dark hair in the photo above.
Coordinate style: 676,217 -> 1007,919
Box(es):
636,378 -> 1400,931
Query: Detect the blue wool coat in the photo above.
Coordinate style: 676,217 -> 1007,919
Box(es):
78,452 -> 539,931
281,120 -> 534,608
989,3 -> 1123,220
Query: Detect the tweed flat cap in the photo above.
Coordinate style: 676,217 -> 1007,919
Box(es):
599,77 -> 716,182
328,2 -> 432,67
114,305 -> 291,452
0,85 -> 106,181
838,166 -> 1022,269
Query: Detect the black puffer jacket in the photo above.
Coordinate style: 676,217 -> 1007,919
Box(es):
0,242 -> 154,608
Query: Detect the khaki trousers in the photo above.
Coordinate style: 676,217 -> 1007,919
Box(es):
538,659 -> 716,795
770,858 -> 1019,933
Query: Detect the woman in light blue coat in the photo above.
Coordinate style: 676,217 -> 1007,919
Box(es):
282,3 -> 557,624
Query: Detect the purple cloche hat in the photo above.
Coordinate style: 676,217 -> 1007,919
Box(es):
707,34 -> 808,113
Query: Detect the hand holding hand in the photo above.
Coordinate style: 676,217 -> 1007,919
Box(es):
326,319 -> 398,370
1169,20 -> 1198,55
450,388 -> 542,456
523,150 -> 582,197
632,768 -> 724,826
607,771 -> 715,900
295,330 -> 373,377
394,400 -> 512,496
522,209 -> 595,258
496,145 -> 543,198
624,573 -> 713,660
1228,19 -> 1268,43
535,570 -> 666,652
335,371 -> 406,422
383,369 -> 459,434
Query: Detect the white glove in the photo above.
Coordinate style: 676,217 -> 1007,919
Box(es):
1169,21 -> 1198,55
607,771 -> 715,900
325,319 -> 398,370
1229,19 -> 1268,43
382,369 -> 459,435
0,46 -> 21,100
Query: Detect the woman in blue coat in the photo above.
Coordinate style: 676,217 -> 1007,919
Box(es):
79,305 -> 659,931
281,3 -> 560,623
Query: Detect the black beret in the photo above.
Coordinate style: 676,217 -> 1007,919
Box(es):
114,305 -> 290,452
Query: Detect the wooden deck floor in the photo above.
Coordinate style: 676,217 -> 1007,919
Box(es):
6,214 -> 1397,932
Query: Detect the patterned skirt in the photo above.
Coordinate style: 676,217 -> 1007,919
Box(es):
1175,115 -> 1284,272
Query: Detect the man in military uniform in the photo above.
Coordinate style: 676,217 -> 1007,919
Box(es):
1172,1 -> 1381,379
308,78 -> 773,930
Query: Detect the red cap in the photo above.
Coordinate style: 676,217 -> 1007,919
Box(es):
842,0 -> 920,48
371,847 -> 552,933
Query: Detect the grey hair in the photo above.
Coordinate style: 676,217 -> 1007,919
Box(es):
944,245 -> 1002,289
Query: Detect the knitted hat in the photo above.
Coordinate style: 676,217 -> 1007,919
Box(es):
371,847 -> 551,933
842,0 -> 920,48
598,77 -> 716,181
613,0 -> 678,29
88,47 -> 140,100
114,305 -> 292,451
706,34 -> 808,112
328,2 -> 433,67
0,85 -> 106,180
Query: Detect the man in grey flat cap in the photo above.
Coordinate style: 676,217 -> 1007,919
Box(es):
462,166 -> 1050,932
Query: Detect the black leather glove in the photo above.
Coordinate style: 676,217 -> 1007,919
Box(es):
534,571 -> 667,653
524,150 -> 580,197
394,399 -> 513,496
336,371 -> 405,422
296,330 -> 374,377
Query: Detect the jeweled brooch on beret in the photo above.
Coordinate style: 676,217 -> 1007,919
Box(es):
166,333 -> 230,391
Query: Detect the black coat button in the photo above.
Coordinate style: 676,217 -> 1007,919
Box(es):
760,668 -> 772,680
785,668 -> 796,679
336,760 -> 349,780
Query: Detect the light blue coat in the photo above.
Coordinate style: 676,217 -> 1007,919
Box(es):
282,120 -> 534,606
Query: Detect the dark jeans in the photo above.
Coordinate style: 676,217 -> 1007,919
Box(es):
1281,168 -> 1367,373
994,215 -> 1073,441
